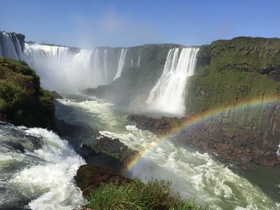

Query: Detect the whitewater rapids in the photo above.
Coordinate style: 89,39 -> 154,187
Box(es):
56,94 -> 280,210
0,124 -> 86,209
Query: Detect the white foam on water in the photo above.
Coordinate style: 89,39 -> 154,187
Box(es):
9,128 -> 86,210
104,123 -> 277,209
57,96 -> 124,131
56,94 -> 280,210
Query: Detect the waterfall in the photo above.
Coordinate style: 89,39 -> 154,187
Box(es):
23,43 -> 119,91
146,47 -> 199,116
137,54 -> 141,68
114,48 -> 128,80
103,49 -> 108,82
24,43 -> 70,65
0,32 -> 24,60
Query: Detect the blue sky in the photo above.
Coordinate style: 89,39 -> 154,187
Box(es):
1,0 -> 280,49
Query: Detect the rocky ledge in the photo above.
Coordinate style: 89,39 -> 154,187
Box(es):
127,114 -> 280,167
55,118 -> 138,173
81,135 -> 138,174
74,164 -> 134,198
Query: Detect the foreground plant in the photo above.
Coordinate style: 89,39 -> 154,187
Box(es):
86,179 -> 207,210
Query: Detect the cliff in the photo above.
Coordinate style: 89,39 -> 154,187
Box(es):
186,36 -> 280,114
134,37 -> 280,166
83,44 -> 181,109
0,57 -> 55,129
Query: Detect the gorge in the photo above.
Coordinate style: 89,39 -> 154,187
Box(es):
0,31 -> 280,209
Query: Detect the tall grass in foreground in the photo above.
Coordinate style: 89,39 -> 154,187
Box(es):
86,179 -> 207,210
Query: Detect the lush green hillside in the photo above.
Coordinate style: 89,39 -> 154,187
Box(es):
0,57 -> 55,128
186,36 -> 280,114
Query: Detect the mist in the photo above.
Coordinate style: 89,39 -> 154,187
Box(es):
29,52 -> 93,92
24,44 -> 117,93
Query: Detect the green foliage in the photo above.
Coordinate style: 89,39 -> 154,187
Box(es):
184,37 -> 280,134
196,37 -> 280,75
186,37 -> 280,115
86,179 -> 206,210
0,57 -> 55,129
186,69 -> 280,114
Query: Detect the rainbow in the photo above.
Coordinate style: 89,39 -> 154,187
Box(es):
122,96 -> 280,174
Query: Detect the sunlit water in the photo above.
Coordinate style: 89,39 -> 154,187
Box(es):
0,123 -> 86,209
55,94 -> 280,210
1,93 -> 279,209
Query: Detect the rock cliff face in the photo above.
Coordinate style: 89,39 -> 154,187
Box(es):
185,37 -> 280,166
128,37 -> 280,166
127,107 -> 280,166
187,37 -> 280,113
83,44 -> 181,109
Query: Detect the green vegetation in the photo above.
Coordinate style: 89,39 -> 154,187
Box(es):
186,68 -> 280,114
86,179 -> 206,210
0,57 -> 55,129
185,37 -> 280,115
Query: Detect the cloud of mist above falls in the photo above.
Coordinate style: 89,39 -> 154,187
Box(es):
71,7 -> 161,48
29,50 -> 101,93
23,4 -> 237,93
29,8 -> 162,93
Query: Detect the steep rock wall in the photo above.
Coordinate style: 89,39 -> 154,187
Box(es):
181,37 -> 280,165
186,36 -> 280,114
83,44 -> 182,109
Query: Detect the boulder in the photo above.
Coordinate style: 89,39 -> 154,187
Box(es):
82,136 -> 138,174
74,164 -> 134,198
55,119 -> 99,138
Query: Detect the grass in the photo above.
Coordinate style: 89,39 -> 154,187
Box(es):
86,179 -> 207,210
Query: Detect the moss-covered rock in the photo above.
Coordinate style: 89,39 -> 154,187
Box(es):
196,37 -> 280,75
0,57 -> 55,129
180,37 -> 280,166
186,37 -> 280,115
82,136 -> 138,174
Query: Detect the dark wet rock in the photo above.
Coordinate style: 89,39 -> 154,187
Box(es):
51,91 -> 63,99
82,136 -> 138,174
55,119 -> 99,138
126,114 -> 184,135
74,164 -> 134,198
4,142 -> 25,152
127,113 -> 280,167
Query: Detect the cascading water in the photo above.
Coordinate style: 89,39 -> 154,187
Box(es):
0,32 -> 130,92
137,49 -> 141,68
56,94 -> 280,210
0,122 -> 86,209
103,49 -> 108,82
23,43 -> 121,91
0,32 -> 24,60
114,48 -> 128,80
146,47 -> 199,116
24,43 -> 70,65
